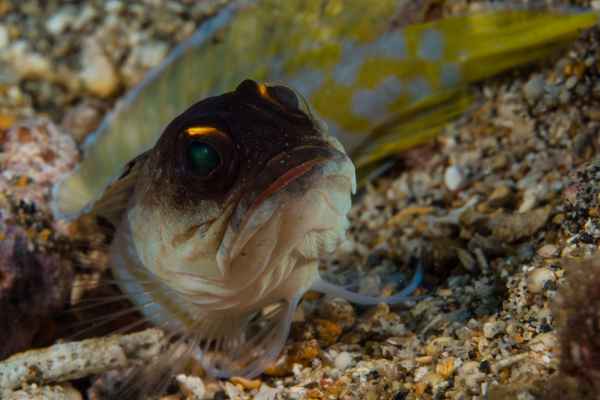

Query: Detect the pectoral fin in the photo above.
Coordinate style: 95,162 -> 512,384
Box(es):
193,296 -> 301,378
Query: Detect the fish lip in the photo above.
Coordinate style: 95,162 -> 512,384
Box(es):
248,155 -> 329,214
243,144 -> 349,217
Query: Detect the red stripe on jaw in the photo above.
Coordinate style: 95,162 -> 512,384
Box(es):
249,157 -> 326,213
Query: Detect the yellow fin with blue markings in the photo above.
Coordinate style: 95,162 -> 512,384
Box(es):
51,0 -> 599,219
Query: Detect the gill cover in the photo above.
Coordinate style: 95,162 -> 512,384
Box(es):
51,1 -> 599,220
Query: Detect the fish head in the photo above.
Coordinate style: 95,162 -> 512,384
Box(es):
125,79 -> 356,311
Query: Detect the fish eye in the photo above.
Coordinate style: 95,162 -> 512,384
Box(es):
187,141 -> 221,176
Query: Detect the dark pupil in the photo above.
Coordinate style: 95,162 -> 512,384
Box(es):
187,142 -> 220,176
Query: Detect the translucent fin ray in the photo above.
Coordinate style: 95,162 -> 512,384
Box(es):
312,261 -> 423,306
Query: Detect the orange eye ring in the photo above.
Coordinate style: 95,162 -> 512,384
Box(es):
186,126 -> 231,141
186,126 -> 219,137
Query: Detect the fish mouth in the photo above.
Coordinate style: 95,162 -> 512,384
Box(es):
247,145 -> 346,215
215,141 -> 356,302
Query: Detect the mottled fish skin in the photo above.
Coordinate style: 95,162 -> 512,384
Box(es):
51,0 -> 599,219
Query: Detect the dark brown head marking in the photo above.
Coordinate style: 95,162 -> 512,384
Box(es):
139,79 -> 332,212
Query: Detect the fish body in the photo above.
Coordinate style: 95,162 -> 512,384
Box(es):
52,1 -> 599,218
49,0 -> 600,385
92,80 -> 358,377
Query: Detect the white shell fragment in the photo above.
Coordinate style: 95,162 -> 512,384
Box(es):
176,374 -> 206,400
0,329 -> 165,392
444,165 -> 466,191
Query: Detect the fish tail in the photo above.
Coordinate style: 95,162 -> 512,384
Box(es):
454,10 -> 599,82
353,8 -> 598,176
353,89 -> 473,183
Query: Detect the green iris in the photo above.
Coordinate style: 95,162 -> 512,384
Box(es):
187,142 -> 220,176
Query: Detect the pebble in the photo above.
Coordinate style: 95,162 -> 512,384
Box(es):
79,38 -> 120,98
176,374 -> 205,399
489,206 -> 552,243
314,319 -> 342,346
456,361 -> 486,392
224,382 -> 243,400
105,0 -> 124,13
121,41 -> 169,85
527,267 -> 556,294
483,319 -> 506,339
565,75 -> 578,90
317,297 -> 356,330
230,376 -> 261,390
0,24 -> 8,49
435,357 -> 456,379
46,6 -> 77,35
61,101 -> 104,143
537,244 -> 558,258
487,185 -> 515,208
72,5 -> 98,31
518,187 -> 539,213
456,248 -> 477,272
334,351 -> 353,371
6,42 -> 52,80
444,165 -> 466,191
523,74 -> 544,102
254,384 -> 280,400
544,84 -> 560,106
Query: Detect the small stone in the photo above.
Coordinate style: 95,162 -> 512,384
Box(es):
254,384 -> 279,400
334,351 -> 352,371
121,41 -> 169,86
80,38 -> 120,98
573,131 -> 594,158
230,376 -> 261,390
314,319 -> 342,346
445,165 -> 466,191
456,361 -> 486,391
317,297 -> 356,330
518,187 -> 539,213
544,84 -> 560,106
523,74 -> 544,102
224,382 -> 243,400
483,319 -> 506,339
565,75 -> 578,90
527,267 -> 556,294
6,42 -> 52,80
105,0 -> 124,13
435,357 -> 456,378
537,244 -> 558,258
45,6 -> 77,35
416,355 -> 433,365
559,88 -> 571,104
72,5 -> 98,31
489,206 -> 552,243
456,248 -> 477,272
487,186 -> 515,209
61,101 -> 104,143
0,24 -> 8,49
176,374 -> 205,399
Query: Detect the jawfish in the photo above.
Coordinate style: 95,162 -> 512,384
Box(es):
50,0 -> 600,385
76,79 -> 421,379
